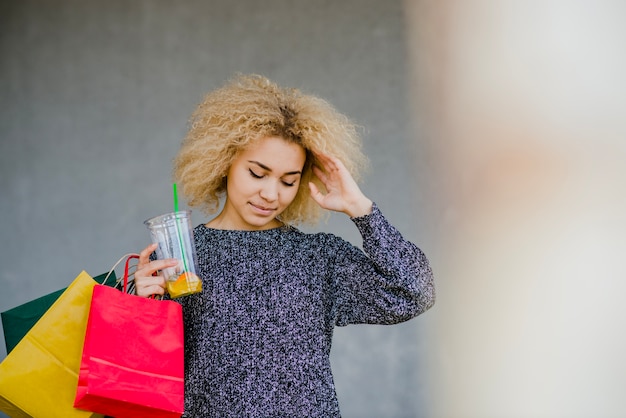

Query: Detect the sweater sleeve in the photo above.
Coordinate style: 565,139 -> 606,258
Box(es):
332,203 -> 435,326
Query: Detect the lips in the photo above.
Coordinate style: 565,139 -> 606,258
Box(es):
249,202 -> 276,215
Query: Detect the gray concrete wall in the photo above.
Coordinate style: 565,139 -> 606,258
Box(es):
0,1 -> 435,417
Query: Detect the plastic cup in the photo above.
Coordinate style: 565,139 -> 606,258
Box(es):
144,210 -> 202,298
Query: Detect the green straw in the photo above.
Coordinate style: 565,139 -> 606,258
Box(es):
173,183 -> 190,275
173,183 -> 179,213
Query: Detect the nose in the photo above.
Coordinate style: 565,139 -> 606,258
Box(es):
259,180 -> 278,202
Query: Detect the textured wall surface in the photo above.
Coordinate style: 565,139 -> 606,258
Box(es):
0,1 -> 435,417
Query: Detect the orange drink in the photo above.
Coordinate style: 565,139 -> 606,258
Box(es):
167,271 -> 202,299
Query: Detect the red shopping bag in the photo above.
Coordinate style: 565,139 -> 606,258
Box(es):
74,256 -> 185,418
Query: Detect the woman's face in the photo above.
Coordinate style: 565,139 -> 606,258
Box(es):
219,136 -> 306,230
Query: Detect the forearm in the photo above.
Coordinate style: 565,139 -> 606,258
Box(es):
334,203 -> 435,325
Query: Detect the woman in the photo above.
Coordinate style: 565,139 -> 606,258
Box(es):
134,74 -> 435,417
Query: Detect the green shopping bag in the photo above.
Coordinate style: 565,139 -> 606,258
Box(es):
1,271 -> 117,354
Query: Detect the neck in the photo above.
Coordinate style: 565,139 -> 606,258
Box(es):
206,213 -> 283,231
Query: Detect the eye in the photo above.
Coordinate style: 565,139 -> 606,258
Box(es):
249,169 -> 263,179
281,176 -> 300,187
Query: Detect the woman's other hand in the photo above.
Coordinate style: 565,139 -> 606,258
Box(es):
309,152 -> 372,218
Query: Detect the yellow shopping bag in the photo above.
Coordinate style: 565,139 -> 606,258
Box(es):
0,271 -> 105,418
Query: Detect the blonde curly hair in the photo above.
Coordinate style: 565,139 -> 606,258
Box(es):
173,74 -> 368,225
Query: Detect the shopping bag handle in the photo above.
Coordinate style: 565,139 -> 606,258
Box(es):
123,255 -> 140,294
104,253 -> 162,299
102,253 -> 140,291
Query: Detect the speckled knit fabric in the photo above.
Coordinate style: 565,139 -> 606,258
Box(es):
176,203 -> 435,417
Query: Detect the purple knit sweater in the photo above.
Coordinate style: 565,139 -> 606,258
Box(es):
177,203 -> 435,417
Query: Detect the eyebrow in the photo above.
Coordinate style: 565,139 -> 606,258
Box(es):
248,160 -> 302,175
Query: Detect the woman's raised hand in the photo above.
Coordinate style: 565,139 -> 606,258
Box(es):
134,243 -> 178,298
308,152 -> 372,218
